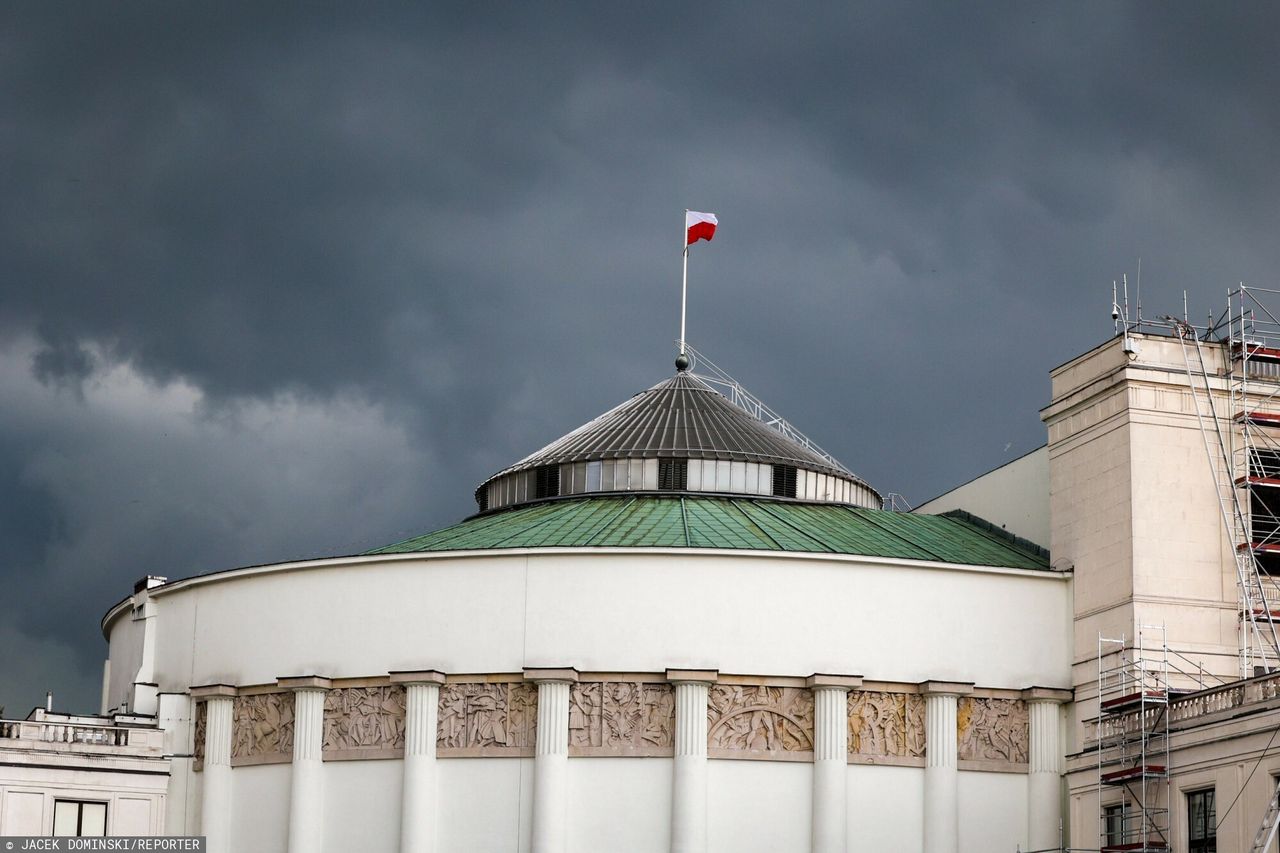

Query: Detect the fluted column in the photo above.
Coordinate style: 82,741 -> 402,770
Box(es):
807,675 -> 861,853
193,685 -> 236,853
921,681 -> 972,853
392,670 -> 447,853
526,668 -> 578,853
668,669 -> 718,853
1023,687 -> 1070,851
280,676 -> 331,853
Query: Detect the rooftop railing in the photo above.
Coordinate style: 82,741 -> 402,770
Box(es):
1089,668 -> 1280,748
0,718 -> 163,751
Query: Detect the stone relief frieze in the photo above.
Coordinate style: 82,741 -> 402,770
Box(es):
957,697 -> 1028,764
569,681 -> 674,755
191,674 -> 1031,774
437,682 -> 537,754
707,685 -> 813,758
323,686 -> 407,755
192,701 -> 207,771
847,690 -> 925,762
231,692 -> 294,764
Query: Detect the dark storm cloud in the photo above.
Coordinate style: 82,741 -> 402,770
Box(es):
4,1 -> 1280,713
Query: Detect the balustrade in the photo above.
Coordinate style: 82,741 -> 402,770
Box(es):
1089,670 -> 1280,748
0,717 -> 159,750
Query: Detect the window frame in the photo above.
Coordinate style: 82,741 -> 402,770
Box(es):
1103,802 -> 1126,848
1187,787 -> 1216,853
52,799 -> 108,837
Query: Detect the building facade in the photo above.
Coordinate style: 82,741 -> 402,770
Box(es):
33,324 -> 1280,851
95,367 -> 1071,853
0,708 -> 168,836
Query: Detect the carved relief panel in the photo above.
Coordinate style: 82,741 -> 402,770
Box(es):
192,701 -> 207,771
568,681 -> 674,756
707,684 -> 814,760
437,682 -> 538,756
323,685 -> 407,759
957,697 -> 1028,766
231,692 -> 294,766
847,690 -> 926,765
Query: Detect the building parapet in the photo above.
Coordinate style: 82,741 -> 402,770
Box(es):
0,715 -> 165,755
1086,668 -> 1280,748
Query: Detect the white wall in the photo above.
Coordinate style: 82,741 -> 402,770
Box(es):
120,549 -> 1070,692
323,760 -> 402,853
708,760 -> 810,853
0,777 -> 164,836
567,758 -> 670,853
958,770 -> 1027,853
157,692 -> 196,835
915,446 -> 1050,549
105,605 -> 144,713
164,747 -> 1037,851
847,764 -> 923,852
1,789 -> 45,834
437,758 -> 532,852
107,547 -> 1070,843
229,763 -> 289,852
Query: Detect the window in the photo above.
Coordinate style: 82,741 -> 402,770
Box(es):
1103,803 -> 1126,848
534,465 -> 560,499
53,800 -> 107,837
771,464 -> 797,498
658,458 -> 687,490
1188,788 -> 1216,853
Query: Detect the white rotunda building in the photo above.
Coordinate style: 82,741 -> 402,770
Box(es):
19,305 -> 1280,852
91,357 -> 1071,853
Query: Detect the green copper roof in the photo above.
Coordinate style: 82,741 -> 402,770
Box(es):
366,495 -> 1050,570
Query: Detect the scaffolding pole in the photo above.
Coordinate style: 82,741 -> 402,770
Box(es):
1096,626 -> 1171,852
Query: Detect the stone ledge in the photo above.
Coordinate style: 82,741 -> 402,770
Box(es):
277,675 -> 332,691
919,680 -> 976,697
522,667 -> 579,683
806,673 -> 864,690
189,684 -> 237,699
665,668 -> 719,684
389,669 -> 447,685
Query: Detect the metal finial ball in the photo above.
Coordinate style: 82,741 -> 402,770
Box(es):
674,353 -> 690,372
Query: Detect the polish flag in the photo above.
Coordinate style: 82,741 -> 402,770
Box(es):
686,211 -> 718,245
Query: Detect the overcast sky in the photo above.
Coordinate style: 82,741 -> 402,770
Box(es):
3,3 -> 1280,715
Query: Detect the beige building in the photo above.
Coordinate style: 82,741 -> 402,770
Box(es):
926,321 -> 1280,852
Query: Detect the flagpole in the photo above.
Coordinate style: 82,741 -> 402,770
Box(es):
680,209 -> 688,355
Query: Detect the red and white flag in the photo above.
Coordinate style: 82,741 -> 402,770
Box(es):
686,211 -> 718,245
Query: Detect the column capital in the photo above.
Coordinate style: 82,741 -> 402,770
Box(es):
190,683 -> 237,700
1020,686 -> 1073,703
666,668 -> 719,684
523,666 -> 579,684
390,669 -> 448,686
277,675 -> 332,691
806,673 -> 863,691
919,680 -> 974,697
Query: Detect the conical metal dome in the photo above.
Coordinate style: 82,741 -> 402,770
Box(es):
476,372 -> 881,512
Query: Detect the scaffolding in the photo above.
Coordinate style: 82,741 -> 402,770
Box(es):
1172,284 -> 1280,676
1222,286 -> 1280,673
1102,281 -> 1280,851
1097,627 -> 1171,852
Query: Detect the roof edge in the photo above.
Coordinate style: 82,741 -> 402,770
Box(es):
938,508 -> 1051,564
